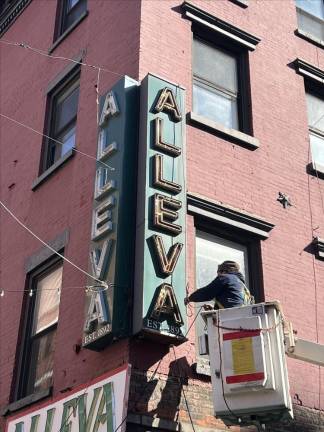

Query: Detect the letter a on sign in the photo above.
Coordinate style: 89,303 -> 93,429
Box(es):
154,87 -> 182,122
150,283 -> 184,325
99,91 -> 119,127
84,290 -> 111,333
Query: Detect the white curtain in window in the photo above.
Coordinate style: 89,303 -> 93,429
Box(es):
32,265 -> 63,335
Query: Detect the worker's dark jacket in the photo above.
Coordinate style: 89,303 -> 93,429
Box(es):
188,272 -> 246,308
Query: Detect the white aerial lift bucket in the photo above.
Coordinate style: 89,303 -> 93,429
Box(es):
200,302 -> 293,426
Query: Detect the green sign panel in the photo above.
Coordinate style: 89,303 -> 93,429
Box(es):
134,74 -> 186,343
83,76 -> 139,350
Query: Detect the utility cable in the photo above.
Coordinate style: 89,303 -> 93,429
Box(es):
215,311 -> 241,424
0,40 -> 130,79
113,358 -> 163,432
0,113 -> 114,171
171,345 -> 196,432
0,199 -> 108,289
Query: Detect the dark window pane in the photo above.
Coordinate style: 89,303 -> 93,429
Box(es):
63,0 -> 87,32
68,0 -> 81,10
54,86 -> 79,135
26,331 -> 56,395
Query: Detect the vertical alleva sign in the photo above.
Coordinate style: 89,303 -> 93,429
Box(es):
134,74 -> 186,342
83,77 -> 139,350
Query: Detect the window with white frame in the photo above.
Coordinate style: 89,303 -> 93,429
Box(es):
295,0 -> 324,42
195,230 -> 250,367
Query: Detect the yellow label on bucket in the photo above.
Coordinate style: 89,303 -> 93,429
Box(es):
232,337 -> 256,375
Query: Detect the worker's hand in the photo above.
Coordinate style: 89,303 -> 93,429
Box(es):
184,296 -> 190,306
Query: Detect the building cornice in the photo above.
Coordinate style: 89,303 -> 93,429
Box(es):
294,59 -> 324,85
313,237 -> 324,260
0,0 -> 32,37
182,1 -> 260,50
187,193 -> 275,239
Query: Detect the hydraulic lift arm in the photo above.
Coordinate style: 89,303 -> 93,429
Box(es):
284,321 -> 324,367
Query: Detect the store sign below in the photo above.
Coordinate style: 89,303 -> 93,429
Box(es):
6,366 -> 130,432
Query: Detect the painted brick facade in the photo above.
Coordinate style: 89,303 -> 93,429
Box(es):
1,1 -> 323,431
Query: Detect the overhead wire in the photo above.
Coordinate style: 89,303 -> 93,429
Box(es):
0,199 -> 108,289
0,40 -> 130,79
307,114 -> 323,431
171,345 -> 196,432
0,113 -> 114,171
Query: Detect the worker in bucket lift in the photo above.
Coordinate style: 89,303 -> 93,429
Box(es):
184,260 -> 253,309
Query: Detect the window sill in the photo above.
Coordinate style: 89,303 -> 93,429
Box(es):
295,29 -> 324,49
1,388 -> 52,416
188,112 -> 259,150
228,0 -> 248,8
32,149 -> 75,190
49,10 -> 88,54
307,161 -> 324,179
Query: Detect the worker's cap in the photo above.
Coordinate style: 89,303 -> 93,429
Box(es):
218,260 -> 240,273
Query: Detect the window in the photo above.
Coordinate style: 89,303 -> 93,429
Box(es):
195,230 -> 250,352
56,0 -> 87,37
17,261 -> 62,399
187,193 -> 272,375
192,35 -> 251,135
42,68 -> 80,172
193,38 -> 240,130
306,88 -> 324,171
296,0 -> 324,43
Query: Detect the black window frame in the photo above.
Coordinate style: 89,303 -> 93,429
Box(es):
305,79 -> 324,176
40,66 -> 80,174
55,0 -> 87,40
13,256 -> 63,402
192,24 -> 253,136
194,217 -> 264,304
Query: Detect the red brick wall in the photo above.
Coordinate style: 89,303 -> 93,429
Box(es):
1,0 -> 324,431
0,0 -> 141,427
138,0 -> 324,425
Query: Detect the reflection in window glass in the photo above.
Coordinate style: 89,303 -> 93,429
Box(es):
306,93 -> 324,131
27,331 -> 56,395
296,0 -> 324,19
193,38 -> 240,131
310,133 -> 324,167
193,84 -> 238,129
195,231 -> 249,360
